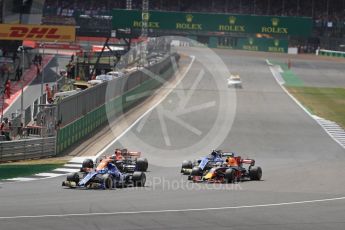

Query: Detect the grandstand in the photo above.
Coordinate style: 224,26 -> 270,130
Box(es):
40,0 -> 345,51
0,0 -> 343,56
42,0 -> 345,17
42,0 -> 345,23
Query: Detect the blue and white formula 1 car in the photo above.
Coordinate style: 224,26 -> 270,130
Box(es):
180,150 -> 226,175
62,157 -> 146,189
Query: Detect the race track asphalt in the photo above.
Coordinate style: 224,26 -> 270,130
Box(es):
0,49 -> 344,230
287,59 -> 345,87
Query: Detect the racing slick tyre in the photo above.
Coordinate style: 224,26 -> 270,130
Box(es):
132,171 -> 146,187
249,166 -> 262,180
191,166 -> 202,176
102,174 -> 114,189
136,158 -> 148,172
66,172 -> 80,183
225,168 -> 236,183
181,160 -> 193,173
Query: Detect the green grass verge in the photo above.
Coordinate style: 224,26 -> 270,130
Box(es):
0,163 -> 64,180
286,86 -> 345,129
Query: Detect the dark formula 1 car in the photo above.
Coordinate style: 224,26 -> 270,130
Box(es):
181,150 -> 228,175
62,157 -> 146,189
189,156 -> 262,183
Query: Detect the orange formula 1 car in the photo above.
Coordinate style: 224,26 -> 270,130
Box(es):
109,148 -> 148,173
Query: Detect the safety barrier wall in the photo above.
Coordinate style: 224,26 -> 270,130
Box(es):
0,137 -> 56,162
318,49 -> 345,58
56,53 -> 179,154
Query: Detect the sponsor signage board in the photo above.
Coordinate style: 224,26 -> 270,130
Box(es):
0,24 -> 76,42
112,9 -> 312,36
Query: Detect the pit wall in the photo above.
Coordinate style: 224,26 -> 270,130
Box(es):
56,54 -> 179,154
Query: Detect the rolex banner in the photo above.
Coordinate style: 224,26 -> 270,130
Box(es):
236,37 -> 288,53
112,9 -> 312,36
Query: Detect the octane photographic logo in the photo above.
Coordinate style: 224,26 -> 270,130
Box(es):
105,36 -> 237,167
142,176 -> 243,191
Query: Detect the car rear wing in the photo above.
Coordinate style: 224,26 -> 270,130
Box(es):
222,152 -> 235,157
241,159 -> 255,166
122,150 -> 141,159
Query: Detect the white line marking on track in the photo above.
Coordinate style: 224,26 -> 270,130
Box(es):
53,168 -> 79,173
1,196 -> 345,220
314,116 -> 345,148
63,164 -> 82,168
5,177 -> 37,182
326,127 -> 344,130
69,157 -> 98,164
35,173 -> 66,177
334,133 -> 345,138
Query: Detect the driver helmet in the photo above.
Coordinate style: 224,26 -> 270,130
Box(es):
115,148 -> 121,155
82,159 -> 94,168
114,149 -> 123,160
215,149 -> 223,154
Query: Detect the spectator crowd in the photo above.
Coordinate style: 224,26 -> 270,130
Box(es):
43,0 -> 345,22
42,0 -> 345,39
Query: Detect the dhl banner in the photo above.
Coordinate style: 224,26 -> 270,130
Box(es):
0,24 -> 75,42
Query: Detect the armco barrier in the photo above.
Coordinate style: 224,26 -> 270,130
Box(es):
0,137 -> 56,162
318,49 -> 345,58
56,54 -> 179,154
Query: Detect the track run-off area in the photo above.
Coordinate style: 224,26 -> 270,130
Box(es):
0,48 -> 345,230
